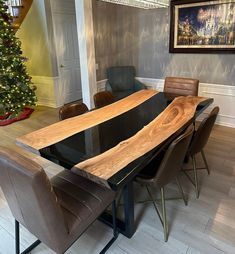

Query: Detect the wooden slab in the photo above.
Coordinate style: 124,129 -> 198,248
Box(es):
72,96 -> 210,187
16,90 -> 158,153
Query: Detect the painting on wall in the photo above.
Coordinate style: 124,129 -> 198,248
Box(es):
169,0 -> 235,53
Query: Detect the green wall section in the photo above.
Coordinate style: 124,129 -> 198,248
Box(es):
16,0 -> 53,77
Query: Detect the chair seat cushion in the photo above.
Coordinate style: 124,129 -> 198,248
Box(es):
51,170 -> 115,234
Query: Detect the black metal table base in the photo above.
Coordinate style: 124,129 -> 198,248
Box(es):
99,182 -> 136,238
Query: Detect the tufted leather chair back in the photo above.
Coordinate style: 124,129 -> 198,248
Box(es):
0,147 -> 68,252
59,102 -> 88,120
94,91 -> 115,108
189,107 -> 219,155
164,77 -> 199,96
153,126 -> 193,188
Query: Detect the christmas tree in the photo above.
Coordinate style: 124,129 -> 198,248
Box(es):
0,0 -> 36,118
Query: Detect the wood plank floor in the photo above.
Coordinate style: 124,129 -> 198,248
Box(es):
0,106 -> 235,254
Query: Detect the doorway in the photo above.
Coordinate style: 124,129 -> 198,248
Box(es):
51,0 -> 82,105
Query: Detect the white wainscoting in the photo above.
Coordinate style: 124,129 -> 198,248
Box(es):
32,76 -> 58,108
97,79 -> 107,92
97,77 -> 235,128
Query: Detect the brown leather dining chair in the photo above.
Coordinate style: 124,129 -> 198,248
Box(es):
94,91 -> 115,108
135,126 -> 193,242
0,147 -> 118,254
183,107 -> 219,198
164,77 -> 199,96
59,102 -> 88,120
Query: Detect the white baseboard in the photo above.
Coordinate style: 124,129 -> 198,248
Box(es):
97,79 -> 107,92
32,76 -> 58,108
197,82 -> 235,128
137,77 -> 235,128
97,77 -> 235,128
136,77 -> 164,91
35,75 -> 235,128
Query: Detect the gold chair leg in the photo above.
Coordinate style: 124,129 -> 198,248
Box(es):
192,156 -> 199,198
160,187 -> 168,242
146,186 -> 168,242
201,149 -> 210,175
175,177 -> 187,206
146,186 -> 162,223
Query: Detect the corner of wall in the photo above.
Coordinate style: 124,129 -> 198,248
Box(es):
16,0 -> 58,108
32,76 -> 58,108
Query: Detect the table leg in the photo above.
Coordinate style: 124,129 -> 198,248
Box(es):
99,181 -> 136,238
123,181 -> 135,237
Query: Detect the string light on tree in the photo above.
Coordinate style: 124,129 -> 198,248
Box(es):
0,0 -> 36,117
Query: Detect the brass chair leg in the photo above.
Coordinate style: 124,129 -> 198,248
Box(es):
146,186 -> 162,223
175,177 -> 187,206
160,187 -> 168,242
201,149 -> 210,175
146,186 -> 168,242
192,156 -> 199,198
183,151 -> 210,198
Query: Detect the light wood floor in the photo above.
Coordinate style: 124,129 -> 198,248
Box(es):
0,106 -> 235,254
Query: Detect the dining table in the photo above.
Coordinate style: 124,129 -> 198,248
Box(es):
16,90 -> 213,238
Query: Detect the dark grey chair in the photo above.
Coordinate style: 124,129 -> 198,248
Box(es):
183,107 -> 219,198
0,147 -> 118,254
105,66 -> 146,100
135,126 -> 193,242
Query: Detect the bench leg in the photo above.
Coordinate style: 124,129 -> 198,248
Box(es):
99,201 -> 119,254
15,220 -> 41,254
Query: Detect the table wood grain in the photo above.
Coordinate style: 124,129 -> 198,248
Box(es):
16,90 -> 158,153
72,96 -> 210,187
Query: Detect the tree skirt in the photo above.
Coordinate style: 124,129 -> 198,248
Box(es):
0,112 -> 11,120
0,108 -> 34,126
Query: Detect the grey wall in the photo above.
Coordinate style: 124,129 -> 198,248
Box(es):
92,1 -> 235,86
92,0 -> 119,81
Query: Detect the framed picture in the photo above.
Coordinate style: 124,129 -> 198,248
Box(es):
169,0 -> 235,53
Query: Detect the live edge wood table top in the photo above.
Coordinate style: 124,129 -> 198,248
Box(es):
16,90 -> 213,190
